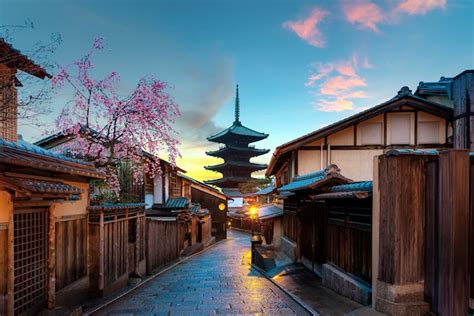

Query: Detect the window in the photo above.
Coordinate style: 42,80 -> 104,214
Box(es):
390,114 -> 410,144
361,123 -> 382,145
418,121 -> 439,144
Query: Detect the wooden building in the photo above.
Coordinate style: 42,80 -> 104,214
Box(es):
266,86 -> 453,183
35,134 -> 184,209
0,39 -> 104,315
0,139 -> 104,315
178,173 -> 229,240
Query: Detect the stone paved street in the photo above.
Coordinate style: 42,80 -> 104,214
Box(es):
93,230 -> 311,315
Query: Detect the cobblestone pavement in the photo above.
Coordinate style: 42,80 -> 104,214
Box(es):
94,230 -> 311,315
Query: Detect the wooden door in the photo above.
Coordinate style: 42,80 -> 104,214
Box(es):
13,208 -> 48,315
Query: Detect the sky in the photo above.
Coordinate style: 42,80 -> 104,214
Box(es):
1,0 -> 473,181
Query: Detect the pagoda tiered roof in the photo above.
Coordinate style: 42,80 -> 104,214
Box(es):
206,144 -> 269,158
205,161 -> 267,173
207,121 -> 268,144
205,85 -> 269,189
205,176 -> 261,188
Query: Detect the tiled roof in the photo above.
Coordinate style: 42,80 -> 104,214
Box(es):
0,38 -> 51,78
328,181 -> 372,193
0,138 -> 104,179
385,149 -> 439,157
278,165 -> 347,193
1,137 -> 91,165
313,181 -> 373,200
88,203 -> 146,211
221,188 -> 243,198
415,76 -> 452,98
208,122 -> 268,144
253,185 -> 274,196
205,161 -> 267,171
0,176 -> 83,196
257,204 -> 283,220
160,197 -> 190,210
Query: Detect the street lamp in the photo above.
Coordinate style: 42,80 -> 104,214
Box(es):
249,205 -> 258,235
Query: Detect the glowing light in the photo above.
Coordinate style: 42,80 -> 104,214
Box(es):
249,205 -> 258,220
218,203 -> 226,211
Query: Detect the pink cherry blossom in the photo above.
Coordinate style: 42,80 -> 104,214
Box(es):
51,37 -> 180,198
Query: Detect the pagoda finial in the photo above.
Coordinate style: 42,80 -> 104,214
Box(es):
235,84 -> 240,124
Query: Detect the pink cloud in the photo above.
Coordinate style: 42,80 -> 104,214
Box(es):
317,98 -> 354,112
320,76 -> 366,95
306,55 -> 371,112
396,0 -> 446,15
283,7 -> 329,48
342,0 -> 385,31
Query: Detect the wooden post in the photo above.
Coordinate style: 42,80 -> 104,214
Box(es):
47,204 -> 56,309
6,194 -> 14,316
134,214 -> 140,277
375,154 -> 430,315
438,150 -> 470,315
98,211 -> 104,291
452,70 -> 474,149
124,209 -> 129,277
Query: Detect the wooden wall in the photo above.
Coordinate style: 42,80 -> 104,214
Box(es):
283,199 -> 299,242
200,215 -> 212,243
191,188 -> 227,239
145,218 -> 179,274
327,224 -> 371,283
55,216 -> 87,291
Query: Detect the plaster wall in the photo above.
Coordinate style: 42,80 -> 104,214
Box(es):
54,181 -> 89,218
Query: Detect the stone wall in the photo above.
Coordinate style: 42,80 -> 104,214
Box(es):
322,263 -> 372,306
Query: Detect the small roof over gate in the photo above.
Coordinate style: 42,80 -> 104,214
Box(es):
312,181 -> 373,200
277,165 -> 350,195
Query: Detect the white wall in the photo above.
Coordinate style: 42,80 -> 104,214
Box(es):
153,174 -> 164,204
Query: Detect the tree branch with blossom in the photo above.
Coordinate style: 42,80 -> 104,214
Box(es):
51,37 -> 181,197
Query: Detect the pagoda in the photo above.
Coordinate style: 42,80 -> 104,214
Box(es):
205,85 -> 269,192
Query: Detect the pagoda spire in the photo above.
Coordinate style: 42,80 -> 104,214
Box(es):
234,84 -> 240,124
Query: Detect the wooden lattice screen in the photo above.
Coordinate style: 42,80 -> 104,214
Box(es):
13,208 -> 48,315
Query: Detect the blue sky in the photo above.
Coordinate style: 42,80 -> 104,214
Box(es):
1,0 -> 473,180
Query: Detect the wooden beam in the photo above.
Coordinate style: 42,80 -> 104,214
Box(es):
98,211 -> 105,291
354,124 -> 357,146
414,111 -> 418,145
6,194 -> 13,316
383,113 -> 387,146
47,204 -> 56,309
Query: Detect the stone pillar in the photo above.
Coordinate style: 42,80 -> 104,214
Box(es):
0,65 -> 18,142
375,154 -> 430,315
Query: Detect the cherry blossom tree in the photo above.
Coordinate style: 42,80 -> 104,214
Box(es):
51,37 -> 180,197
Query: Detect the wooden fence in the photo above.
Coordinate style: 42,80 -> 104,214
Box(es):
88,204 -> 146,297
145,218 -> 179,274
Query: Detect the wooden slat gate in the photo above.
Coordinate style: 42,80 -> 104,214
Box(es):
13,208 -> 48,315
300,201 -> 326,270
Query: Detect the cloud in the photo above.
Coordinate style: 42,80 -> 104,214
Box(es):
396,0 -> 446,15
342,0 -> 385,31
342,0 -> 447,32
283,7 -> 329,48
306,54 -> 371,112
171,56 -> 234,180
